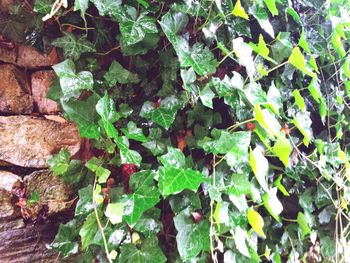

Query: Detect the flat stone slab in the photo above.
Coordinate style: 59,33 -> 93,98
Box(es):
0,64 -> 33,114
0,171 -> 22,220
0,116 -> 81,168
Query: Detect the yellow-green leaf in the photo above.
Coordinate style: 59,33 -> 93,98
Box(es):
292,89 -> 306,111
298,30 -> 311,54
232,0 -> 249,20
288,47 -> 316,78
249,147 -> 269,192
255,104 -> 281,137
247,209 -> 266,238
263,0 -> 278,16
273,136 -> 292,166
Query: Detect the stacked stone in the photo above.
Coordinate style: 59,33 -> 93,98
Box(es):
0,32 -> 83,262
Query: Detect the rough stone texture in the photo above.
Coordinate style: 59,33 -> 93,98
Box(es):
0,171 -> 22,220
17,45 -> 59,68
0,115 -> 81,168
0,0 -> 17,14
0,223 -> 59,263
0,64 -> 33,114
31,70 -> 60,114
24,170 -> 74,216
0,44 -> 17,64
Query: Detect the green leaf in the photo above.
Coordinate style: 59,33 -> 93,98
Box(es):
273,175 -> 290,196
74,0 -> 89,17
114,137 -> 143,166
232,0 -> 249,20
232,38 -> 255,79
121,122 -> 147,142
288,47 -> 316,78
79,212 -> 99,250
262,188 -> 283,222
34,0 -> 55,14
249,147 -> 269,192
61,94 -> 101,139
250,4 -> 274,38
53,59 -> 94,100
307,78 -> 322,103
244,82 -> 267,106
133,208 -> 162,237
271,32 -> 293,64
200,85 -> 215,109
255,104 -> 281,137
320,236 -> 336,258
247,209 -> 266,238
104,60 -> 140,85
298,30 -> 311,54
75,185 -> 94,216
28,190 -> 40,204
273,137 -> 292,166
292,111 -> 313,146
105,202 -> 124,224
140,96 -> 184,129
158,147 -> 186,169
173,207 -> 210,260
263,0 -> 278,16
48,149 -> 71,176
200,129 -> 251,155
90,0 -> 121,16
228,174 -> 251,196
114,7 -> 158,46
297,212 -> 311,239
85,157 -> 111,183
52,32 -> 95,61
48,219 -> 79,257
119,236 -> 166,263
124,170 -> 160,225
293,89 -> 306,111
96,92 -> 120,139
160,11 -> 218,76
234,227 -> 250,258
158,166 -> 205,197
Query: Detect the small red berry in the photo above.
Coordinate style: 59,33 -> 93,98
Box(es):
246,122 -> 256,131
191,212 -> 203,223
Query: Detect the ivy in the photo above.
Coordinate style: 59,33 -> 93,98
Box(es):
7,0 -> 348,261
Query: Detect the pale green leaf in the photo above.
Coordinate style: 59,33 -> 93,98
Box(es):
247,209 -> 266,238
249,147 -> 269,192
232,0 -> 249,20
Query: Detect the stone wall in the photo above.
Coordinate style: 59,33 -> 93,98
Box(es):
0,36 -> 83,262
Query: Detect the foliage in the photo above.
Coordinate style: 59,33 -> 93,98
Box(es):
5,0 -> 350,261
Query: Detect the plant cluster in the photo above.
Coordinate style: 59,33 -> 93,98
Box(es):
2,0 -> 350,262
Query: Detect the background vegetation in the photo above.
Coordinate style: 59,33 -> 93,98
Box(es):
2,0 -> 350,262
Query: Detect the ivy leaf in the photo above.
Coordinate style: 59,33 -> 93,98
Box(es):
96,92 -> 120,139
104,60 -> 140,85
53,59 -> 94,100
114,137 -> 142,166
34,0 -> 55,14
79,212 -> 99,250
288,47 -> 316,78
244,82 -> 267,106
61,94 -> 101,139
118,236 -> 166,263
90,0 -> 121,16
297,212 -> 311,239
173,207 -> 210,260
140,96 -> 184,129
271,32 -> 293,63
158,166 -> 205,197
250,4 -> 275,38
75,185 -> 94,216
124,170 -> 160,225
133,208 -> 162,237
232,0 -> 249,20
158,147 -> 186,169
255,104 -> 281,137
249,147 -> 269,192
292,111 -> 313,146
105,202 -> 124,224
298,30 -> 311,54
263,0 -> 278,16
85,157 -> 111,183
200,129 -> 251,155
293,89 -> 306,111
48,149 -> 71,176
121,121 -> 147,142
200,85 -> 215,109
52,32 -> 95,61
262,188 -> 283,222
273,137 -> 292,166
234,227 -> 250,258
114,7 -> 158,46
233,38 -> 256,79
74,0 -> 89,17
48,219 -> 79,257
247,209 -> 266,238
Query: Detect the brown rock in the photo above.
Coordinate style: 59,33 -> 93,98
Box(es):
24,170 -> 74,217
0,115 -> 81,168
0,0 -> 17,14
0,45 -> 16,64
0,171 -> 22,220
17,45 -> 59,68
31,70 -> 60,114
0,64 -> 33,114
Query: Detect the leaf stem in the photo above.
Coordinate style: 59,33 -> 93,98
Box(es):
227,118 -> 255,131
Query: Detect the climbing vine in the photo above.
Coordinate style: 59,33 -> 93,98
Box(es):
2,0 -> 350,262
